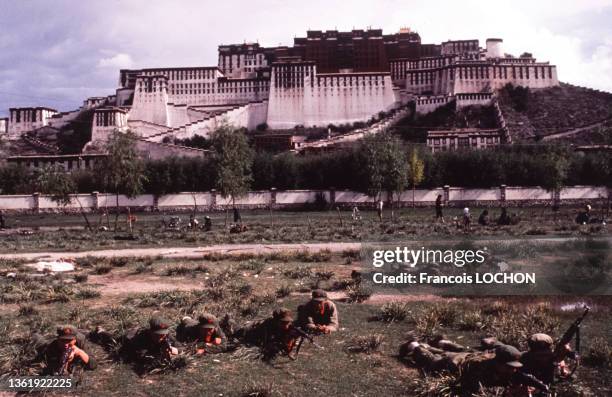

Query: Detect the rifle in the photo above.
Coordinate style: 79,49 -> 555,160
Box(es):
57,345 -> 73,376
288,326 -> 324,361
554,305 -> 590,381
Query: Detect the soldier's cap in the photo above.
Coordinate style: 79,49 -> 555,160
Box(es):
273,308 -> 292,319
197,314 -> 217,329
528,333 -> 553,350
56,325 -> 78,341
311,289 -> 328,302
149,317 -> 171,335
494,345 -> 523,368
278,312 -> 294,323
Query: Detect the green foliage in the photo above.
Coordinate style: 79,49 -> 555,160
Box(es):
210,124 -> 254,201
97,130 -> 147,198
31,165 -> 76,206
358,133 -> 408,199
173,134 -> 212,150
0,164 -> 31,194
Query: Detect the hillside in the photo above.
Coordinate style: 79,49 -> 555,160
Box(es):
393,101 -> 500,142
499,83 -> 612,142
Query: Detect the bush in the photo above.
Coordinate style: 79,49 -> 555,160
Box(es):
18,304 -> 38,317
239,260 -> 266,275
74,273 -> 89,283
345,334 -> 384,354
378,302 -> 410,322
93,264 -> 112,275
283,267 -> 312,279
584,337 -> 612,368
346,284 -> 372,303
110,257 -> 128,267
75,287 -> 101,300
275,285 -> 292,298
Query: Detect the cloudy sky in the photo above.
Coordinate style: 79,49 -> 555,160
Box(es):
1,0 -> 611,116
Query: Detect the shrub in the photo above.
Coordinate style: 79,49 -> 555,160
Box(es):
345,334 -> 384,354
378,302 -> 410,322
346,284 -> 372,303
275,285 -> 292,298
239,260 -> 266,275
315,271 -> 334,281
75,287 -> 101,300
18,304 -> 38,317
165,264 -> 209,277
74,273 -> 89,283
283,267 -> 312,279
110,257 -> 128,267
241,381 -> 278,397
93,264 -> 112,275
458,310 -> 486,331
584,337 -> 612,368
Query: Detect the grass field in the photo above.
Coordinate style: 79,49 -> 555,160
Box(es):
0,206 -> 608,253
0,251 -> 610,396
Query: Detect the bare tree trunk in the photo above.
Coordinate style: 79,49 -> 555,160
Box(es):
74,196 -> 93,232
114,193 -> 119,232
191,192 -> 197,218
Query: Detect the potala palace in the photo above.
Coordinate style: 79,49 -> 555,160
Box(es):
0,28 -> 560,168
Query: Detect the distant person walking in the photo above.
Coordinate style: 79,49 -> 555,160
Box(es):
435,194 -> 444,223
463,207 -> 471,231
377,200 -> 384,221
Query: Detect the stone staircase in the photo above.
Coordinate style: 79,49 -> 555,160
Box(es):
297,104 -> 412,151
145,103 -> 251,142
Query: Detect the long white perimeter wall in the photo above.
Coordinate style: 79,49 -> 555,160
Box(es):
0,186 -> 608,212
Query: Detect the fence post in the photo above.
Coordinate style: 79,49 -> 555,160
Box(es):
443,185 -> 450,206
92,191 -> 99,211
210,189 -> 217,210
270,187 -> 277,210
32,192 -> 40,213
329,187 -> 336,206
500,185 -> 506,206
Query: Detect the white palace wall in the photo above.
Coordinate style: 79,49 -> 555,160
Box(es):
267,63 -> 397,129
406,60 -> 559,96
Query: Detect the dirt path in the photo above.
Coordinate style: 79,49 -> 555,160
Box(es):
541,116 -> 612,141
3,236 -> 607,262
0,242 -> 361,261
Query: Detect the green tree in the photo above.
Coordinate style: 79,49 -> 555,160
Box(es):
539,150 -> 570,211
210,124 -> 254,207
407,148 -> 425,207
358,133 -> 408,215
33,165 -> 93,231
96,130 -> 148,231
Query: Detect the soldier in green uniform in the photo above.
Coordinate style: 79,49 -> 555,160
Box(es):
119,317 -> 179,363
520,333 -> 576,391
234,308 -> 302,360
400,338 -> 549,396
176,313 -> 227,355
31,325 -> 96,375
296,289 -> 339,334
